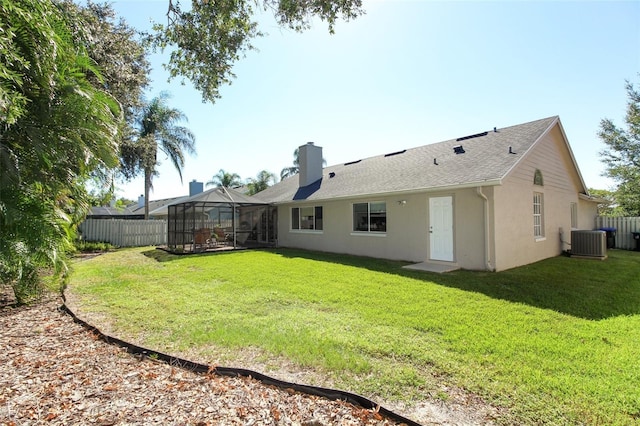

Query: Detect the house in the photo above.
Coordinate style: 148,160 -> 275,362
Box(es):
256,116 -> 600,271
88,195 -> 186,220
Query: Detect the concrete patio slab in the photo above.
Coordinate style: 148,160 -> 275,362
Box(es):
402,262 -> 460,273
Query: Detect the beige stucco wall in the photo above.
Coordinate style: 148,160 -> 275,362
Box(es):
450,188 -> 488,270
578,198 -> 598,230
492,123 -> 597,271
275,188 -> 487,269
276,193 -> 429,263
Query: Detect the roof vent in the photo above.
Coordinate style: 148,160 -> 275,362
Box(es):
433,158 -> 438,165
329,172 -> 336,178
384,149 -> 406,157
344,159 -> 361,166
456,131 -> 488,142
453,145 -> 465,155
509,146 -> 517,154
494,127 -> 498,132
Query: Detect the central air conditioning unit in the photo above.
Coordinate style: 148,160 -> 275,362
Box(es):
571,230 -> 607,259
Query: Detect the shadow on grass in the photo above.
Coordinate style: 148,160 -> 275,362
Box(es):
142,247 -> 255,262
142,247 -> 640,321
271,248 -> 640,321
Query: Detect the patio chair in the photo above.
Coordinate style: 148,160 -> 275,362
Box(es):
213,227 -> 227,246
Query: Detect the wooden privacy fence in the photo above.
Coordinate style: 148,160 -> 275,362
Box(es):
595,217 -> 640,250
79,219 -> 167,247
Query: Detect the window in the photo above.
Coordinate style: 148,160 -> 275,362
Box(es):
353,202 -> 386,232
291,206 -> 323,230
534,169 -> 544,186
533,192 -> 544,238
570,202 -> 578,229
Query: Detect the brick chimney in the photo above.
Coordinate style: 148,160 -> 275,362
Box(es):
298,142 -> 323,187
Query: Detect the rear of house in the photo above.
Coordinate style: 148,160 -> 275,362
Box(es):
258,117 -> 599,271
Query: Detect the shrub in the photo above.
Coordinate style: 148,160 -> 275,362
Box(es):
74,241 -> 115,253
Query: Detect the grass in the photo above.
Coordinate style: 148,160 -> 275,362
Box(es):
67,247 -> 640,425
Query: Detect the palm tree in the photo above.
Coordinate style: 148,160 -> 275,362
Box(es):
280,147 -> 327,180
280,148 -> 300,180
206,169 -> 243,188
247,170 -> 277,195
124,93 -> 196,218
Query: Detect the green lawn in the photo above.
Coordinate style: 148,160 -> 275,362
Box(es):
67,247 -> 640,425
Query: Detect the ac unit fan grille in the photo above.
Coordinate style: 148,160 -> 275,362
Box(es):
571,230 -> 606,258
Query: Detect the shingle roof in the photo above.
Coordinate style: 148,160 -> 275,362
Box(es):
130,196 -> 185,215
88,205 -> 139,217
257,116 -> 562,203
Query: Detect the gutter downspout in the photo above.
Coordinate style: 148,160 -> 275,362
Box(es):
476,187 -> 494,271
221,186 -> 237,249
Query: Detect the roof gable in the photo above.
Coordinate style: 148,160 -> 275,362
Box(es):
505,119 -> 588,195
258,116 -> 566,203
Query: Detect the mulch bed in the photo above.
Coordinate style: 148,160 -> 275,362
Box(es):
0,297 -> 404,425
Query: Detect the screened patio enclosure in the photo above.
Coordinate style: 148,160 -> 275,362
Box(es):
166,187 -> 277,253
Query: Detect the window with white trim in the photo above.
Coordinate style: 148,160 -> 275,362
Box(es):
291,206 -> 323,230
570,202 -> 578,229
353,202 -> 386,232
533,192 -> 544,238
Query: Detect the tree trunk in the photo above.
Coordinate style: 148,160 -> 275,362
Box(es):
144,169 -> 151,220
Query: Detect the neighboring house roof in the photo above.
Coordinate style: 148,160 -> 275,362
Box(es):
257,116 -> 587,203
89,196 -> 188,219
129,196 -> 185,215
87,205 -> 144,219
231,184 -> 251,195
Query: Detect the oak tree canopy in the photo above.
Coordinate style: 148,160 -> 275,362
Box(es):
147,0 -> 364,103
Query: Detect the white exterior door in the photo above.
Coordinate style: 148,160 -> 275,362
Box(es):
429,196 -> 454,261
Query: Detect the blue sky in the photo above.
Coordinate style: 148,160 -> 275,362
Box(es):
111,0 -> 640,201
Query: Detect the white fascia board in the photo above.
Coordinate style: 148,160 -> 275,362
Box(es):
270,179 -> 503,205
555,118 -> 591,195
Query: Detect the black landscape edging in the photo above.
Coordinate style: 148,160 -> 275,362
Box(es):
59,300 -> 421,426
